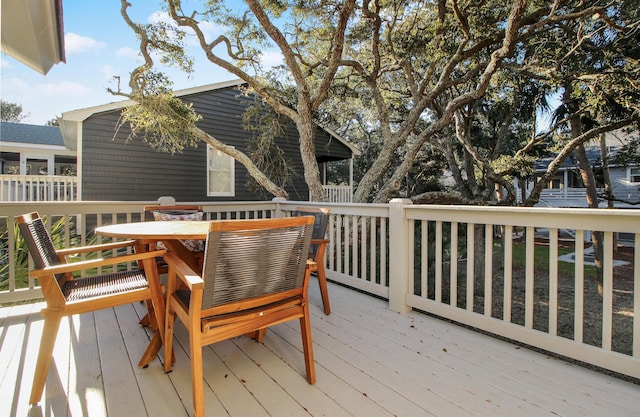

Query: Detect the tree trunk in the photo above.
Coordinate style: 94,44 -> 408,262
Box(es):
353,143 -> 399,203
599,132 -> 617,248
564,85 -> 603,295
296,113 -> 326,202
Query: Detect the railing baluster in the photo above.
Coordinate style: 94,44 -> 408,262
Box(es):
380,217 -> 387,287
602,231 -> 614,351
370,217 -> 377,285
435,220 -> 443,303
484,224 -> 493,317
421,220 -> 428,298
361,217 -> 367,282
549,228 -> 559,336
466,223 -> 474,311
504,225 -> 513,323
449,222 -> 458,306
634,233 -> 640,357
574,229 -> 585,343
352,215 -> 358,277
525,226 -> 535,328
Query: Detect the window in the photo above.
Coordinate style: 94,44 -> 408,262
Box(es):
207,145 -> 235,196
629,167 -> 640,183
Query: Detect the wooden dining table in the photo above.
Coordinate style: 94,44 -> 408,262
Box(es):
95,220 -> 210,367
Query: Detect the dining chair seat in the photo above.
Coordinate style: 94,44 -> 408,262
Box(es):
61,270 -> 149,301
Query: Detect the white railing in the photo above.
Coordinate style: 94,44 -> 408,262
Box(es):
322,185 -> 352,203
540,187 -> 590,201
1,200 -> 638,379
397,201 -> 640,379
0,175 -> 78,202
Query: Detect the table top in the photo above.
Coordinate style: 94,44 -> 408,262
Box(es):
96,221 -> 210,240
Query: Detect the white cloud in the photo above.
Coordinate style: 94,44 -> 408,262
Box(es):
1,77 -> 96,123
65,33 -> 107,54
197,21 -> 226,44
0,57 -> 14,71
260,51 -> 284,69
148,11 -> 172,25
146,11 -> 225,47
34,80 -> 91,97
101,65 -> 120,81
116,46 -> 139,59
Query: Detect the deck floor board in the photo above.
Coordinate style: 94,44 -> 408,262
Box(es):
1,279 -> 638,417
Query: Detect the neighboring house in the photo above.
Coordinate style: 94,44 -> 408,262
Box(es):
1,122 -> 76,175
0,122 -> 78,201
59,79 -> 359,202
519,130 -> 640,208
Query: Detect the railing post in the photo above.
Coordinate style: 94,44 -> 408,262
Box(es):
272,197 -> 287,218
388,198 -> 412,314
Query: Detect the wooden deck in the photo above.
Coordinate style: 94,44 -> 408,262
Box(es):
1,279 -> 639,417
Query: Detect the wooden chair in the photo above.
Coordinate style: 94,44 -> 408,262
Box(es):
17,212 -> 165,405
163,216 -> 316,417
291,207 -> 331,315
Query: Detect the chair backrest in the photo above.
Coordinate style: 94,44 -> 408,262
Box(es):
291,207 -> 330,259
200,217 -> 314,310
143,205 -> 204,221
17,212 -> 66,283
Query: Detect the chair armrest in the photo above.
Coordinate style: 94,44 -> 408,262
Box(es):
310,239 -> 330,246
30,249 -> 165,278
309,239 -> 329,263
56,240 -> 139,256
163,252 -> 204,290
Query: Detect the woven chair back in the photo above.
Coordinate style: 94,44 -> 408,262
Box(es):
291,208 -> 329,259
200,219 -> 313,310
17,213 -> 66,285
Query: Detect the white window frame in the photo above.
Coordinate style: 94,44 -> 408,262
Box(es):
628,167 -> 640,183
206,145 -> 235,197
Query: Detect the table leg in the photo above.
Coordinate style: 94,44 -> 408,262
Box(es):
137,242 -> 167,368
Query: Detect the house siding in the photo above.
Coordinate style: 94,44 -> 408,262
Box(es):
81,86 -> 351,201
609,167 -> 640,205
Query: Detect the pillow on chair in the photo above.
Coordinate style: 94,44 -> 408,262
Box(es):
152,211 -> 205,252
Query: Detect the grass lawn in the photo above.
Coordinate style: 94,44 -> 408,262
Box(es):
509,241 -> 599,280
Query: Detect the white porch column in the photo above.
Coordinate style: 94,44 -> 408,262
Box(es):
388,198 -> 412,314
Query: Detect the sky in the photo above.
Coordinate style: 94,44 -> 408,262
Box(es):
0,1 -> 251,125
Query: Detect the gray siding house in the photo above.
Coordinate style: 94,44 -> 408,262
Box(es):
520,130 -> 640,208
59,80 -> 358,202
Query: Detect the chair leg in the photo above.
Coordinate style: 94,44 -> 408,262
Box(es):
164,303 -> 176,373
299,307 -> 316,384
30,310 -> 63,405
190,331 -> 205,417
253,328 -> 267,342
316,263 -> 331,315
139,300 -> 153,328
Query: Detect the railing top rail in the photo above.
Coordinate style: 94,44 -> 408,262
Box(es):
0,200 -> 279,218
279,201 -> 389,217
406,203 -> 640,232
